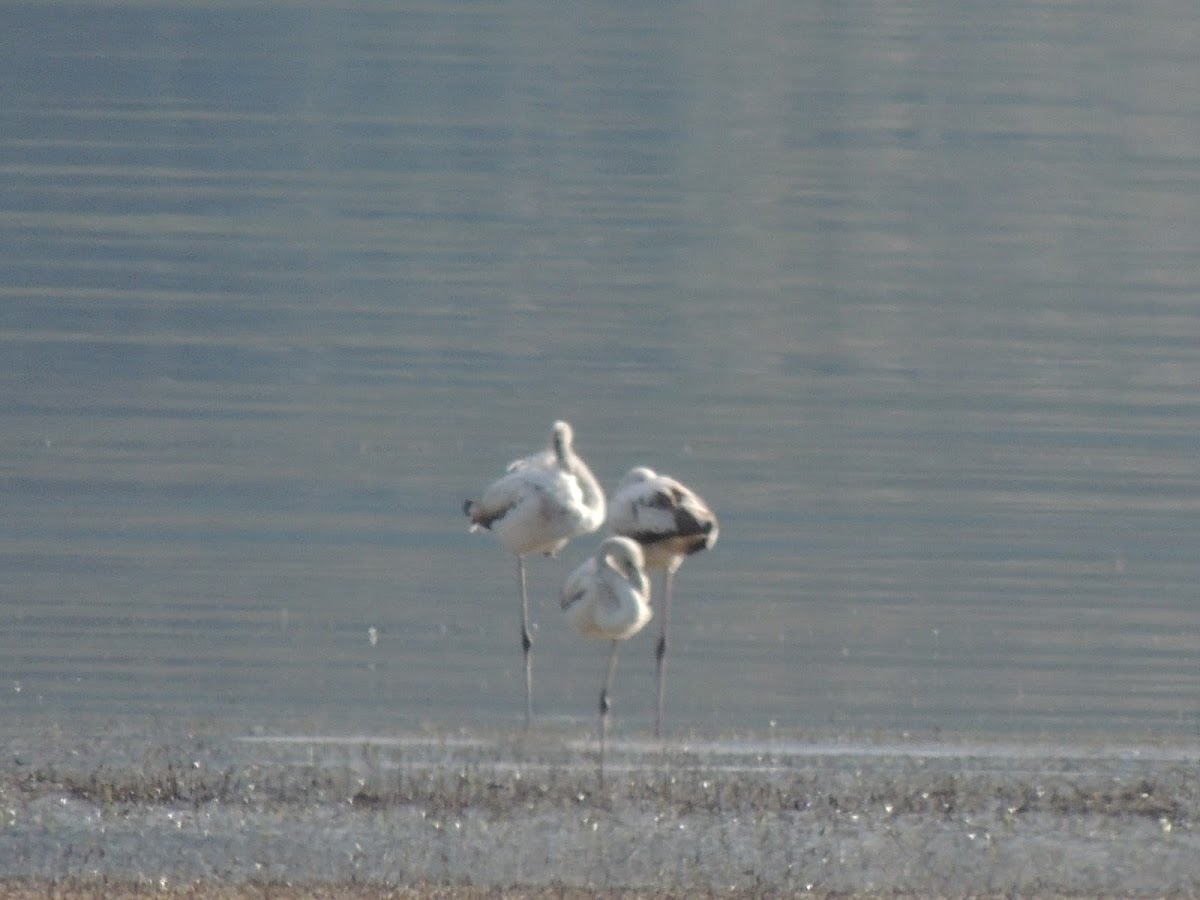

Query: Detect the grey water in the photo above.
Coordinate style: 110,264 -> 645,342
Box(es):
2,0 -> 1198,743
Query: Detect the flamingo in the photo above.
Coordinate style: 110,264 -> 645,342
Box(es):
561,536 -> 652,786
464,420 -> 606,728
607,466 -> 718,739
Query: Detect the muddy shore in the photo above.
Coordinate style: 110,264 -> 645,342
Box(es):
1,722 -> 1196,897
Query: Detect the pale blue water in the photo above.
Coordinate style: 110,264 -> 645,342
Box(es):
1,0 -> 1198,740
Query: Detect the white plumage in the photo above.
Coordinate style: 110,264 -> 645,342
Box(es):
468,462 -> 589,557
561,536 -> 653,642
607,465 -> 718,739
467,421 -> 606,557
608,466 -> 719,571
464,420 -> 606,729
560,536 -> 652,785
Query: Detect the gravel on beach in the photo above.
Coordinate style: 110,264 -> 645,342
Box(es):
1,722 -> 1196,898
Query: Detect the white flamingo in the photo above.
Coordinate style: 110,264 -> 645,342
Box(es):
561,535 -> 652,785
607,466 -> 718,738
464,420 -> 606,728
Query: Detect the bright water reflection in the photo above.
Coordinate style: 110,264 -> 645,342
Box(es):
1,1 -> 1198,740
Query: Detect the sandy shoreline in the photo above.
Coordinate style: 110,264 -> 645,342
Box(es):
0,881 -> 1127,899
1,723 -> 1196,897
0,882 -> 1096,899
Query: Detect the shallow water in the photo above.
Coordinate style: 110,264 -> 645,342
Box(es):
1,0 -> 1199,742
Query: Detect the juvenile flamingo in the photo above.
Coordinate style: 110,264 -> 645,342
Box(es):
607,466 -> 718,738
464,420 -> 605,728
561,535 -> 652,786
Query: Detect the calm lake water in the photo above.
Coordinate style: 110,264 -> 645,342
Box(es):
2,0 -> 1198,742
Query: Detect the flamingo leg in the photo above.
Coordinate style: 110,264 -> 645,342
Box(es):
518,555 -> 533,730
599,639 -> 620,789
654,567 -> 675,739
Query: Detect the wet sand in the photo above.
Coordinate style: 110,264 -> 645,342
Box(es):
1,722 -> 1196,898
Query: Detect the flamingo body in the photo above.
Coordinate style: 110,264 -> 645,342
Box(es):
464,464 -> 589,558
465,420 -> 606,553
561,536 -> 653,641
607,466 -> 718,572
